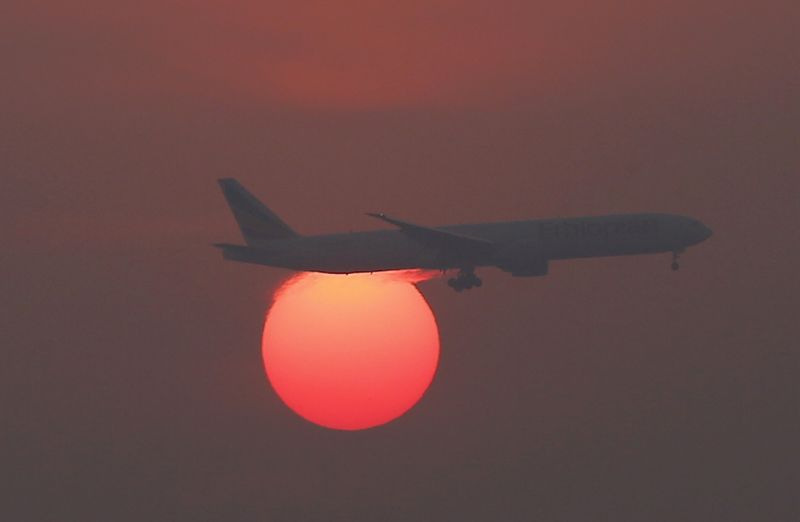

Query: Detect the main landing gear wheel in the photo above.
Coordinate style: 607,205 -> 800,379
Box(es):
447,269 -> 482,292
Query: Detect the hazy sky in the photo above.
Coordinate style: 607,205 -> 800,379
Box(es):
3,2 -> 798,520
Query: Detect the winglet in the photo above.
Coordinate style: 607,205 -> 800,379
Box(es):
366,212 -> 395,225
367,212 -> 425,229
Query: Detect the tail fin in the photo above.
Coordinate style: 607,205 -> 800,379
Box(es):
218,178 -> 299,245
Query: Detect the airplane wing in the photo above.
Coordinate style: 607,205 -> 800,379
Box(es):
366,213 -> 495,256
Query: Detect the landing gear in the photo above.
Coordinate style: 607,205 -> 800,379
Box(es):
671,251 -> 681,271
447,269 -> 482,292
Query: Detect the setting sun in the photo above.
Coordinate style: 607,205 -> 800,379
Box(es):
262,272 -> 440,430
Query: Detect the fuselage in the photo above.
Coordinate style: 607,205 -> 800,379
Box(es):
226,213 -> 712,274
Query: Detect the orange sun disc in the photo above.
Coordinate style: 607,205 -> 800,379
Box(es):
262,272 -> 440,430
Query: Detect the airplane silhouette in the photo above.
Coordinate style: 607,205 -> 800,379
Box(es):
215,179 -> 712,291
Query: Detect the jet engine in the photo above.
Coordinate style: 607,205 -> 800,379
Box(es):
493,242 -> 549,277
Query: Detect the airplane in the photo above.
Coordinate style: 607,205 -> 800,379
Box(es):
214,178 -> 712,291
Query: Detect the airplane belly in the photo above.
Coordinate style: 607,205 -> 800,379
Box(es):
275,235 -> 439,273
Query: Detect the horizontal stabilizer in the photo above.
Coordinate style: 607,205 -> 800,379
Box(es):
212,243 -> 269,265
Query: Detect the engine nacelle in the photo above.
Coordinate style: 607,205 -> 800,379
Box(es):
493,242 -> 549,277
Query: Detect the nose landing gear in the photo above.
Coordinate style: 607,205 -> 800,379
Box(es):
671,251 -> 681,271
447,269 -> 482,292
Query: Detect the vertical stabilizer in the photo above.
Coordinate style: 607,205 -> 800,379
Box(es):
218,178 -> 299,245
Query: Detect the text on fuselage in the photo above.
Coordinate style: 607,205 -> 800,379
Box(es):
539,219 -> 659,241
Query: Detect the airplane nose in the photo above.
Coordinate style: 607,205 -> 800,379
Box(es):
684,220 -> 712,245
